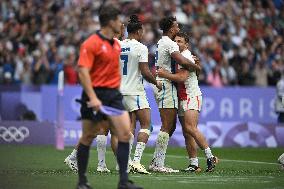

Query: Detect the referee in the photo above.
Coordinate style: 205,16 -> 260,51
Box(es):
76,5 -> 142,189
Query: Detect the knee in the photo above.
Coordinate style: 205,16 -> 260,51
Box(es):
118,130 -> 131,142
183,130 -> 191,139
160,123 -> 173,134
98,128 -> 109,136
81,132 -> 96,145
184,126 -> 197,137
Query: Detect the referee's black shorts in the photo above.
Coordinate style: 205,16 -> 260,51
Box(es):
80,87 -> 125,122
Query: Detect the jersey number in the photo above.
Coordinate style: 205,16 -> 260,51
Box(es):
120,55 -> 128,75
154,51 -> 158,64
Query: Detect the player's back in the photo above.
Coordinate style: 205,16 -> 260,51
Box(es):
120,39 -> 148,95
155,36 -> 179,81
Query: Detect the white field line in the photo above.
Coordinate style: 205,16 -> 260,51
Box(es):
131,175 -> 275,184
105,151 -> 279,165
157,153 -> 279,165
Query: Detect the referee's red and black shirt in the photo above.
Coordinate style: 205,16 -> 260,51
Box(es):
77,31 -> 121,89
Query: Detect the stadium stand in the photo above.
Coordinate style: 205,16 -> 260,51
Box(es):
0,0 -> 283,86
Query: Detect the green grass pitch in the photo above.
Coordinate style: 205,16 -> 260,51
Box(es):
0,145 -> 283,189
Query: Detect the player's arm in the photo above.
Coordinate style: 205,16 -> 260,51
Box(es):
138,45 -> 162,89
139,62 -> 162,89
156,68 -> 188,83
171,51 -> 201,72
77,42 -> 102,111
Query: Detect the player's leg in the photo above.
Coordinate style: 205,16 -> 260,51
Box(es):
131,108 -> 151,174
110,126 -> 118,155
115,112 -> 135,172
64,142 -> 79,172
128,111 -> 136,167
150,108 -> 178,173
96,120 -> 110,173
151,81 -> 178,173
179,115 -> 201,172
64,121 -> 110,173
122,95 -> 136,170
109,126 -> 121,171
168,115 -> 177,137
109,111 -> 142,189
183,109 -> 218,172
76,120 -> 99,188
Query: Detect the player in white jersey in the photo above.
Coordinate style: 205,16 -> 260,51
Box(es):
149,17 -> 201,173
157,32 -> 218,172
120,15 -> 162,174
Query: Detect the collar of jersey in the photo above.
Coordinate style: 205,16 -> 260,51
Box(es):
96,31 -> 115,45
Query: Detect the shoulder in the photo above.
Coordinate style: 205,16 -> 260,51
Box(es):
169,39 -> 178,47
137,42 -> 148,51
120,39 -> 129,47
182,50 -> 195,63
181,50 -> 191,56
114,38 -> 122,45
82,34 -> 99,49
114,38 -> 121,47
162,37 -> 178,49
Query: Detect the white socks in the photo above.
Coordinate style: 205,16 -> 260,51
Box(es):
97,135 -> 107,166
133,142 -> 146,164
153,131 -> 169,167
190,157 -> 199,167
204,147 -> 213,159
70,149 -> 77,160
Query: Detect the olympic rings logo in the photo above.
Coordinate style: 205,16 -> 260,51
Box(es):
0,126 -> 30,142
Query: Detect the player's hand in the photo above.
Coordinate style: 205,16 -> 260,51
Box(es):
156,68 -> 169,78
87,97 -> 102,112
192,55 -> 201,77
192,55 -> 201,67
156,81 -> 162,90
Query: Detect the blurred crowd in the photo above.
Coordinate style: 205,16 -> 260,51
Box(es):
0,0 -> 283,87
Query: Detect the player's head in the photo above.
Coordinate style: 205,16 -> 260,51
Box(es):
175,32 -> 189,52
99,6 -> 122,34
127,15 -> 143,41
159,16 -> 180,38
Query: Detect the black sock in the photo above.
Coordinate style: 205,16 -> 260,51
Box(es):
117,141 -> 129,184
77,143 -> 90,184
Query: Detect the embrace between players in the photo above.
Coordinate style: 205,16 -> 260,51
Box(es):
65,5 -> 218,189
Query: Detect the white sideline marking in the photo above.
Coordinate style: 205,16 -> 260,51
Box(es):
131,175 -> 274,184
106,151 -> 279,165
161,153 -> 279,165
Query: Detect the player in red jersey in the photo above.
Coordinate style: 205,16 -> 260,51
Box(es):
157,32 -> 218,173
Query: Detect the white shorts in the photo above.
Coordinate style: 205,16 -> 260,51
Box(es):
122,94 -> 150,112
178,95 -> 202,116
154,80 -> 178,109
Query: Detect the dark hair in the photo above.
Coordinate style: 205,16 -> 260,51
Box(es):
176,32 -> 189,43
99,6 -> 121,27
159,16 -> 176,33
127,15 -> 142,33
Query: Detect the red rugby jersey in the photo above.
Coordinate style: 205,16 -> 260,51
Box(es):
77,32 -> 121,89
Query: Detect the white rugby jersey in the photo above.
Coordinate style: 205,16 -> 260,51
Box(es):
119,39 -> 148,95
178,49 -> 202,98
155,36 -> 179,81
